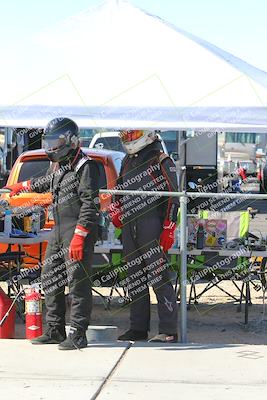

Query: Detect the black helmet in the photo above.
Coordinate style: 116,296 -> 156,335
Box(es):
43,117 -> 79,162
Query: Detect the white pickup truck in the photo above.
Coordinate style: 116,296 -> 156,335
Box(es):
89,131 -> 169,154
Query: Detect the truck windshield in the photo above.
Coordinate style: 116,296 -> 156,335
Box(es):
18,158 -> 107,189
18,159 -> 50,181
93,137 -> 124,152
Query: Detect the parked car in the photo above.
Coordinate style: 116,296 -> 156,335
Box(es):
89,131 -> 169,154
0,148 -> 124,269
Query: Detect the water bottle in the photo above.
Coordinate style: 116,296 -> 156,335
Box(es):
31,212 -> 40,234
99,211 -> 108,242
108,223 -> 115,245
196,223 -> 205,249
4,210 -> 12,237
174,227 -> 180,248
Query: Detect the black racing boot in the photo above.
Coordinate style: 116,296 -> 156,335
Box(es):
58,326 -> 87,350
31,325 -> 66,345
118,329 -> 148,341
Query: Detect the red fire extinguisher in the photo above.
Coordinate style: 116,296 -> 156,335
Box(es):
25,287 -> 43,339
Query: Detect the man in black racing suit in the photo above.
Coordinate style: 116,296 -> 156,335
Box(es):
6,118 -> 99,350
109,130 -> 179,343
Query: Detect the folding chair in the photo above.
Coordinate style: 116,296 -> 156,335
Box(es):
187,210 -> 257,322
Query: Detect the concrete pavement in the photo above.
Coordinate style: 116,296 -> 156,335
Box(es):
98,343 -> 267,400
0,340 -> 128,400
0,340 -> 267,400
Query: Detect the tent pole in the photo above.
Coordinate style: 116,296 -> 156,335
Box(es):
179,195 -> 188,343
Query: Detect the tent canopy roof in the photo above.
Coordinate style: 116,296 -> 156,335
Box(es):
1,0 -> 267,130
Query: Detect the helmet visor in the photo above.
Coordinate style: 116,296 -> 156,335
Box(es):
119,130 -> 144,143
43,135 -> 67,152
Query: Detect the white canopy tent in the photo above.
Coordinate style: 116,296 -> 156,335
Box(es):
0,0 -> 267,131
2,0 -> 267,343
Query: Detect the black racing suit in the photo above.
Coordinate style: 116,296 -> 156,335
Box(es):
116,140 -> 179,334
31,150 -> 99,331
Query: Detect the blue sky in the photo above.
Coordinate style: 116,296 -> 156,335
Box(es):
0,0 -> 267,72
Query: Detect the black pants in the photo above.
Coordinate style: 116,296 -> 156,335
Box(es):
122,216 -> 178,334
41,228 -> 94,331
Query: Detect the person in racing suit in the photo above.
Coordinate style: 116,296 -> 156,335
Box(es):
109,130 -> 179,343
6,118 -> 99,350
